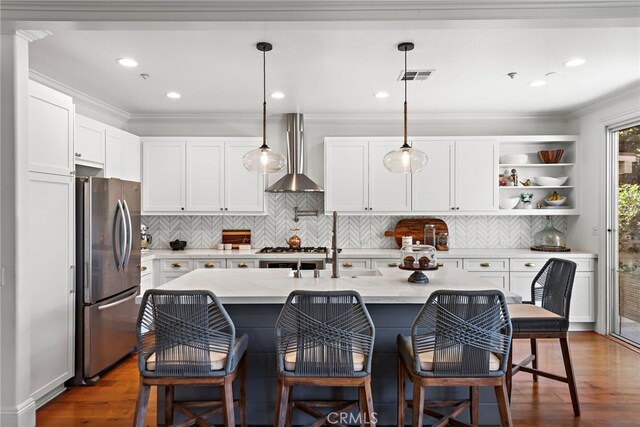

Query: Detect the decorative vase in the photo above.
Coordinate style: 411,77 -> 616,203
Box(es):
522,201 -> 532,209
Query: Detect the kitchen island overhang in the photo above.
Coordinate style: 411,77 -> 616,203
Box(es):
148,267 -> 520,425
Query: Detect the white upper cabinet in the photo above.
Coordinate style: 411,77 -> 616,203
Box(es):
143,140 -> 186,212
186,140 -> 224,211
75,114 -> 105,167
225,140 -> 265,212
412,140 -> 454,211
324,139 -> 410,214
454,140 -> 498,212
28,80 -> 74,176
105,127 -> 141,182
142,138 -> 265,214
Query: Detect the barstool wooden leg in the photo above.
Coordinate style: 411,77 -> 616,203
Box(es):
470,386 -> 479,425
397,357 -> 406,427
530,338 -> 538,382
364,377 -> 376,427
285,387 -> 293,427
560,337 -> 581,416
164,385 -> 174,425
133,377 -> 150,427
274,379 -> 290,427
494,381 -> 513,427
221,376 -> 236,427
239,356 -> 248,427
412,382 -> 424,427
359,386 -> 368,427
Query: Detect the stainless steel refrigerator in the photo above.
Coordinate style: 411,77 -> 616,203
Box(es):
71,176 -> 141,385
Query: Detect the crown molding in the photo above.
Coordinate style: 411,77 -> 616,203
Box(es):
564,82 -> 640,121
2,1 -> 638,28
15,30 -> 51,42
29,70 -> 131,125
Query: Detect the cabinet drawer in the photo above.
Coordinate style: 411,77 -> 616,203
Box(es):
194,259 -> 225,269
159,272 -> 188,284
435,258 -> 462,269
337,259 -> 369,269
511,258 -> 594,272
227,259 -> 258,269
160,259 -> 192,271
140,259 -> 153,277
463,258 -> 509,271
372,258 -> 402,269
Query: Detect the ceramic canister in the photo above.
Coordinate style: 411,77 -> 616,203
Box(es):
402,235 -> 413,248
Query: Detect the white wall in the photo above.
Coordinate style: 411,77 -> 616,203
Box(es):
566,86 -> 640,333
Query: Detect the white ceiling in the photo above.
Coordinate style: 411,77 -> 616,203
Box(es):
29,25 -> 640,115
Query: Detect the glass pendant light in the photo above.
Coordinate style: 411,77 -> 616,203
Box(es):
383,42 -> 428,173
242,42 -> 286,174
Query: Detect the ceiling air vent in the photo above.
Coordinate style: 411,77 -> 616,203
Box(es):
398,69 -> 434,81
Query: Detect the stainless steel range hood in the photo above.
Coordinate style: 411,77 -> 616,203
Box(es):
266,113 -> 323,192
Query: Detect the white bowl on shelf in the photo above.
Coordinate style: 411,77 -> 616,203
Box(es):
533,176 -> 568,186
499,197 -> 520,210
500,154 -> 528,164
545,197 -> 567,206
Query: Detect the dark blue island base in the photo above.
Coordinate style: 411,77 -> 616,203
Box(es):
157,303 -> 506,426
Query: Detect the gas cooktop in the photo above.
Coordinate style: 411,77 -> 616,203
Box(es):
259,247 -> 341,254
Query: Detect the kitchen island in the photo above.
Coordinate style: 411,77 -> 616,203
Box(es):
151,267 -> 521,425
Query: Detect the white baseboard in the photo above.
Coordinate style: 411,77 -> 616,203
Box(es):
1,398 -> 36,427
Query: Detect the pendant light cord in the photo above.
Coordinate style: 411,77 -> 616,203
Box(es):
262,48 -> 268,149
403,47 -> 408,148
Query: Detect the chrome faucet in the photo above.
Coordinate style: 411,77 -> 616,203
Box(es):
331,211 -> 339,278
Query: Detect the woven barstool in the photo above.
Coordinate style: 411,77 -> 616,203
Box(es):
506,258 -> 580,416
133,290 -> 248,427
397,290 -> 513,427
274,290 -> 376,427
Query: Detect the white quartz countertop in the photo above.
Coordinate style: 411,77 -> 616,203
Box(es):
142,247 -> 596,262
152,267 -> 522,305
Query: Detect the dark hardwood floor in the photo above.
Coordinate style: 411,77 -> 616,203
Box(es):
36,332 -> 639,426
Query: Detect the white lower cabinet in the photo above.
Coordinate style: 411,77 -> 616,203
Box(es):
463,258 -> 509,289
227,259 -> 258,269
140,259 -> 153,295
338,258 -> 370,269
195,259 -> 226,269
435,258 -> 462,269
509,257 -> 595,322
372,259 -> 402,269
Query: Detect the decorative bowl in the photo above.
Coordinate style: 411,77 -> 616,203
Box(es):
169,239 -> 187,250
533,176 -> 568,186
500,154 -> 528,164
538,149 -> 564,164
499,197 -> 520,209
545,197 -> 567,206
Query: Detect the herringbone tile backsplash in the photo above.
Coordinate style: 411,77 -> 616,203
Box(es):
142,193 -> 566,250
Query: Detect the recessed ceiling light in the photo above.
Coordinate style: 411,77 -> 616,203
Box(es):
529,80 -> 546,87
374,91 -> 389,99
116,57 -> 138,67
166,92 -> 181,99
270,92 -> 285,99
564,58 -> 586,67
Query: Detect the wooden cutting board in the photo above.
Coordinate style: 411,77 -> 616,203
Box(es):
222,229 -> 251,249
384,218 -> 449,250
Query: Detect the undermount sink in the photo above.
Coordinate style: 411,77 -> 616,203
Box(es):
287,269 -> 382,278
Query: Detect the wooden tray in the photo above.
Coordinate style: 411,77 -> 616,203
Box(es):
384,218 -> 449,250
222,229 -> 251,249
531,246 -> 571,252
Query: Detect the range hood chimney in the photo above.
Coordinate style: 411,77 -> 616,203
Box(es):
265,113 -> 323,193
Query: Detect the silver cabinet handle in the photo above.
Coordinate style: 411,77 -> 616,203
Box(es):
480,262 -> 491,267
525,262 -> 536,267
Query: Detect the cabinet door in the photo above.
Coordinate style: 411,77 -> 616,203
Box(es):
142,140 -> 186,212
28,80 -> 74,176
186,141 -> 224,212
412,140 -> 455,211
122,132 -> 141,182
105,127 -> 125,178
569,272 -> 595,322
368,141 -> 411,212
475,272 -> 509,289
455,140 -> 497,211
325,141 -> 368,213
509,272 -> 536,300
225,141 -> 265,212
75,114 -> 105,167
28,172 -> 74,400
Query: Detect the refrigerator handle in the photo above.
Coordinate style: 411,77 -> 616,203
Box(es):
97,288 -> 138,311
112,200 -> 123,271
118,199 -> 127,269
122,199 -> 133,268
